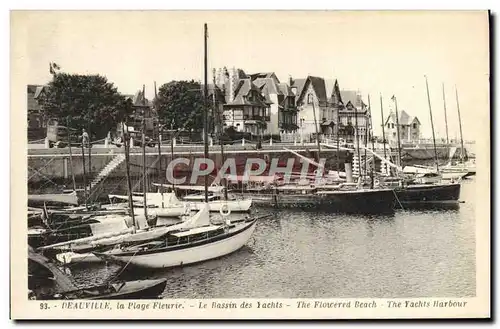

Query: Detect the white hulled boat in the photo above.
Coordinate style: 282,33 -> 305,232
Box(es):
152,184 -> 252,213
108,192 -> 188,217
94,203 -> 258,269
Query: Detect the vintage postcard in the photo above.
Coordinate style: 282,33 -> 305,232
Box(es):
10,10 -> 490,319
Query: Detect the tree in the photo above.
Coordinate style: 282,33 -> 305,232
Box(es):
155,80 -> 204,132
37,73 -> 133,140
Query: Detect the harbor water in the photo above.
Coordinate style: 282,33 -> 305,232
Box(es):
68,178 -> 476,298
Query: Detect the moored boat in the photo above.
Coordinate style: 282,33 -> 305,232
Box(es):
247,184 -> 396,214
94,204 -> 259,269
28,191 -> 79,207
28,247 -> 167,300
153,184 -> 253,213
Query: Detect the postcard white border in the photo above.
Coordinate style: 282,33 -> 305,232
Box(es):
8,8 -> 492,321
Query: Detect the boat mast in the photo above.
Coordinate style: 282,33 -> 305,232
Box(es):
170,122 -> 175,191
363,97 -> 368,177
455,85 -> 465,162
154,81 -> 164,207
141,84 -> 148,218
81,139 -> 87,208
392,95 -> 403,169
354,97 -> 361,180
379,94 -> 388,166
336,100 -> 341,174
122,120 -> 136,232
87,124 -> 92,196
310,89 -> 322,162
65,117 -> 77,192
203,23 -> 209,203
442,83 -> 450,145
425,75 -> 439,172
214,68 -> 228,201
368,94 -> 375,183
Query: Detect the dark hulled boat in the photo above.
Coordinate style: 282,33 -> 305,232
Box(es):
380,174 -> 461,208
28,247 -> 167,300
395,183 -> 461,204
249,185 -> 396,215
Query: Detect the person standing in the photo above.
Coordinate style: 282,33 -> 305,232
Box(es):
81,129 -> 89,148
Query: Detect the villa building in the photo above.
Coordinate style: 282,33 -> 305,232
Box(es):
384,110 -> 421,144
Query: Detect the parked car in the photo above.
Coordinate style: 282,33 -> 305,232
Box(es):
46,120 -> 80,148
114,132 -> 156,148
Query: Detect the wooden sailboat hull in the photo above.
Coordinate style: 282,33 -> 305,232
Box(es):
89,279 -> 167,300
395,183 -> 461,204
186,199 -> 253,212
28,191 -> 79,206
251,188 -> 396,215
95,219 -> 257,269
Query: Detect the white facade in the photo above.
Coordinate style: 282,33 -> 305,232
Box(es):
298,84 -> 325,136
384,111 -> 421,145
268,93 -> 280,135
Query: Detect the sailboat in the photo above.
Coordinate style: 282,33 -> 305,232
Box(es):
386,79 -> 461,206
439,86 -> 476,177
404,85 -> 474,179
36,116 -> 186,264
91,23 -> 258,269
238,94 -> 396,215
28,247 -> 167,300
151,183 -> 253,213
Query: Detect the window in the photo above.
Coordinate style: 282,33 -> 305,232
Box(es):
307,94 -> 313,104
393,132 -> 396,137
413,123 -> 417,129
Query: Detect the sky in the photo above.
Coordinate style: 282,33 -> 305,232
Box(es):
12,10 -> 489,141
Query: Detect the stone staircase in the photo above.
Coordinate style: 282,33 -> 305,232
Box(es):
87,153 -> 126,191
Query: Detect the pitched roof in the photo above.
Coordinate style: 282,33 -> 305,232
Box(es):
253,78 -> 282,95
278,83 -> 294,97
340,90 -> 364,108
384,110 -> 419,126
291,78 -> 306,97
230,79 -> 268,107
27,84 -> 46,98
34,86 -> 45,99
329,79 -> 342,105
126,90 -> 152,107
294,76 -> 328,106
235,69 -> 248,79
249,72 -> 280,83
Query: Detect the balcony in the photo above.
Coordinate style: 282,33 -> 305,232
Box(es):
243,115 -> 268,122
283,105 -> 298,112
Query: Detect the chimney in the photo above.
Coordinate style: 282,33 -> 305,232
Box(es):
228,67 -> 238,103
290,76 -> 298,96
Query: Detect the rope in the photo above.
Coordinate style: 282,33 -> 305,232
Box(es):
392,189 -> 405,211
105,249 -> 141,284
